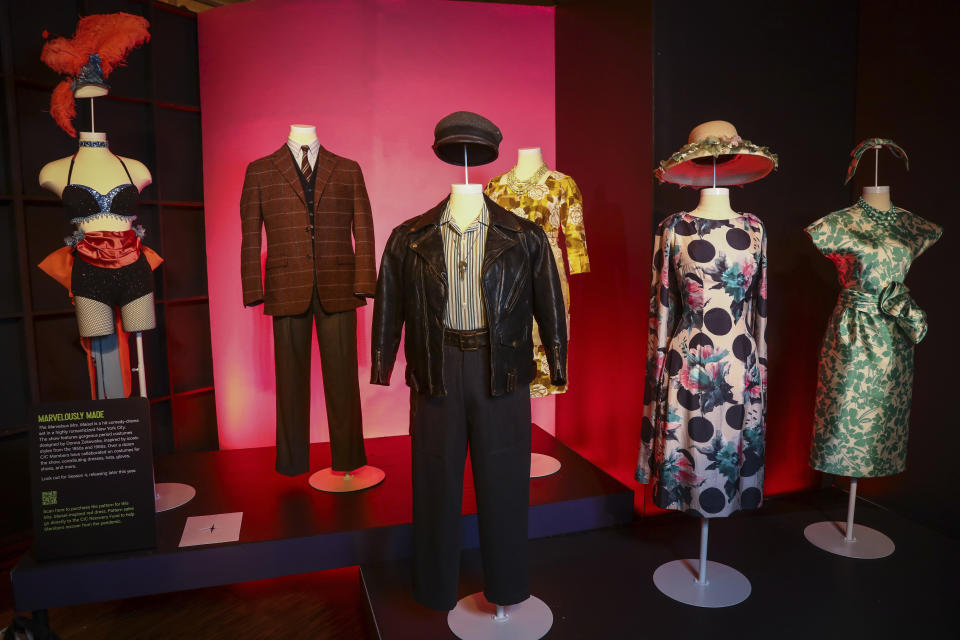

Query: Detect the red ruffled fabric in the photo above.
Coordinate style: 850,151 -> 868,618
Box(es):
75,229 -> 141,268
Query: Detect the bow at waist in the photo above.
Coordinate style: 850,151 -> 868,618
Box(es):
837,283 -> 927,344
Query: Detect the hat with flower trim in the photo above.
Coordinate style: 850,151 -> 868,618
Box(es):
655,120 -> 778,187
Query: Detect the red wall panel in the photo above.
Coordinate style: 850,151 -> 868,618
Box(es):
555,1 -> 654,513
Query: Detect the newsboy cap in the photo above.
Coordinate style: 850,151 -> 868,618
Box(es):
432,111 -> 502,167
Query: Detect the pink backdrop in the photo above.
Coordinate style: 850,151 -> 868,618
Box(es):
198,0 -> 556,450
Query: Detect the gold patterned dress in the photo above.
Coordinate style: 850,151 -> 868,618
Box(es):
486,167 -> 590,396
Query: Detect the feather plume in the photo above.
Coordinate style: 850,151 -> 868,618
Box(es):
50,80 -> 77,138
40,12 -> 150,136
40,38 -> 88,75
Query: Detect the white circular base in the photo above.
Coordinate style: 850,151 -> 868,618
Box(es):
529,453 -> 561,478
155,482 -> 196,513
804,521 -> 895,559
653,559 -> 751,608
448,593 -> 552,640
308,466 -> 385,493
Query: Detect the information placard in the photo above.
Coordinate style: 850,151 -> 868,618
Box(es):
29,397 -> 157,561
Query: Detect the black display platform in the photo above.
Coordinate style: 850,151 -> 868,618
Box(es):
11,426 -> 633,612
360,489 -> 957,638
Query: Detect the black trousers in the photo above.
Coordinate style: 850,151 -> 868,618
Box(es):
410,343 -> 532,610
272,289 -> 366,476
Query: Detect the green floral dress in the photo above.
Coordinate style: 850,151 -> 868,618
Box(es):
806,199 -> 942,477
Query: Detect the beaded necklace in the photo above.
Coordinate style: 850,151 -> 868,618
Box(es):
505,163 -> 550,195
857,197 -> 900,228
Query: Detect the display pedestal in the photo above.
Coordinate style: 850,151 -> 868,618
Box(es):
804,521 -> 894,558
448,593 -> 552,640
653,559 -> 751,608
155,482 -> 196,513
309,466 -> 385,493
804,478 -> 894,558
529,453 -> 560,478
652,518 -> 750,608
133,332 -> 197,515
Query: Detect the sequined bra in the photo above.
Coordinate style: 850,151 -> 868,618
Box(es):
62,152 -> 139,225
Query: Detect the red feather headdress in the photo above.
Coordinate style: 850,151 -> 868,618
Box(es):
41,13 -> 150,137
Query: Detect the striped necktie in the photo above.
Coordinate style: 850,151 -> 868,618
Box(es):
300,145 -> 312,181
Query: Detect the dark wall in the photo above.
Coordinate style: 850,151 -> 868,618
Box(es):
649,0 -> 860,510
0,0 -> 216,540
853,1 -> 958,537
555,0 -> 655,510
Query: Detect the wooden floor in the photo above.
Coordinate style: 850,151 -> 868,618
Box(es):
1,561 -> 374,639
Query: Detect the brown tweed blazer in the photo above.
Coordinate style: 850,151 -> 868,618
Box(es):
240,144 -> 377,316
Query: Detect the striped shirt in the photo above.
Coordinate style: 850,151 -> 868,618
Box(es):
285,137 -> 319,171
440,202 -> 488,330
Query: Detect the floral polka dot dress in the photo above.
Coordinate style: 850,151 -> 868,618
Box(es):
637,212 -> 768,517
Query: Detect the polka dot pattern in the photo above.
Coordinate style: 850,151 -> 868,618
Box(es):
638,212 -> 768,518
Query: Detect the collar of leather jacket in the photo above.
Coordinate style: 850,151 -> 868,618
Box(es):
407,194 -> 524,233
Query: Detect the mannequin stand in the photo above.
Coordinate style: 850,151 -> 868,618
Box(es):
652,518 -> 751,608
131,331 -> 196,513
309,465 -> 386,493
529,453 -> 561,478
803,478 -> 894,559
447,593 -> 552,640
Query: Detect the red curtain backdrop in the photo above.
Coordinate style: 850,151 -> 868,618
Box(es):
197,0 -> 556,450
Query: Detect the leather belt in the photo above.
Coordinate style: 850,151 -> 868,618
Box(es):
443,329 -> 489,351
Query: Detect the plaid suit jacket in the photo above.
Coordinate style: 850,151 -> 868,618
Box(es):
240,144 -> 377,316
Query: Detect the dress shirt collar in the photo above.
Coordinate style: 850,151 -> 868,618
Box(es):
286,137 -> 320,171
440,199 -> 489,235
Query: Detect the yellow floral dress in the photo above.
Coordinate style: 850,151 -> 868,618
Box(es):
485,169 -> 590,396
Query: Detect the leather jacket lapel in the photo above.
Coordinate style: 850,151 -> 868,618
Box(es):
482,196 -> 521,274
409,199 -> 449,282
411,225 -> 447,282
270,146 -> 306,206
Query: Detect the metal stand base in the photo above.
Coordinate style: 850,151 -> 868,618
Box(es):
804,521 -> 895,559
653,559 -> 751,608
155,482 -> 196,513
308,466 -> 385,493
448,593 -> 552,640
529,453 -> 561,478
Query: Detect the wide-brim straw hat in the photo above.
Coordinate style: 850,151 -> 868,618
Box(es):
655,120 -> 778,187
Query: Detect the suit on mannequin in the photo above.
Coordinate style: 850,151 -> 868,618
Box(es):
240,134 -> 375,476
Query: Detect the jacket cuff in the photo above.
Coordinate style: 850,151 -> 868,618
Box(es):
370,348 -> 393,385
547,344 -> 566,386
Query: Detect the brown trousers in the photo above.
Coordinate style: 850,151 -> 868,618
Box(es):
272,289 -> 366,475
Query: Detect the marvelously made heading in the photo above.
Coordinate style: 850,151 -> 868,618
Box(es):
37,411 -> 106,423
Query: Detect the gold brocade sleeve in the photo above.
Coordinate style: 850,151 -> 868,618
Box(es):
561,178 -> 590,274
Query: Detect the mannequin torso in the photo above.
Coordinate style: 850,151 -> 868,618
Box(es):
449,183 -> 484,229
39,131 -> 152,232
861,186 -> 892,211
690,187 -> 738,219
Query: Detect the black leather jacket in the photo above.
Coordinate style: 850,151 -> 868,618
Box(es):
371,195 -> 567,397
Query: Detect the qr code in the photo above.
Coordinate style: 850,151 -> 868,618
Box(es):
41,491 -> 57,506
